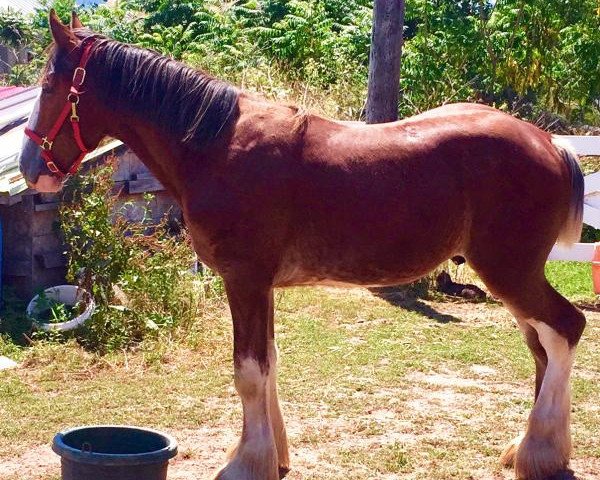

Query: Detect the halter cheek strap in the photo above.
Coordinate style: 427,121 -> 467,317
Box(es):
25,38 -> 96,179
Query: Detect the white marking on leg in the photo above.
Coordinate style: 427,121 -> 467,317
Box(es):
215,358 -> 278,480
236,358 -> 272,442
531,323 -> 574,431
515,322 -> 574,479
268,341 -> 290,473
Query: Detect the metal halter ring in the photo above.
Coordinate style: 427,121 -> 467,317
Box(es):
67,92 -> 80,104
46,161 -> 60,173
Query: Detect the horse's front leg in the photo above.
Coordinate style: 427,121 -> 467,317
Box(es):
267,340 -> 290,477
214,276 -> 288,480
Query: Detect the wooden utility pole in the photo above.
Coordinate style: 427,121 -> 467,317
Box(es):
365,0 -> 405,124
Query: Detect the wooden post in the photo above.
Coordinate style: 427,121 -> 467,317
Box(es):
365,0 -> 405,124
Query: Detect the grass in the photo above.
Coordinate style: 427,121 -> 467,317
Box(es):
1,279 -> 599,479
546,261 -> 594,301
449,259 -> 597,303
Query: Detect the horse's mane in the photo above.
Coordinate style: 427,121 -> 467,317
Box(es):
49,31 -> 240,150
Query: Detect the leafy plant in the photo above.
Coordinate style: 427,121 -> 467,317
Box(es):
29,291 -> 85,324
0,8 -> 32,49
58,160 -> 219,353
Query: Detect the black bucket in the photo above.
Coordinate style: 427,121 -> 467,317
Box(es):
52,425 -> 178,480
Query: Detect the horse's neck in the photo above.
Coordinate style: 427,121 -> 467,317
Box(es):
87,44 -> 238,198
107,114 -> 188,200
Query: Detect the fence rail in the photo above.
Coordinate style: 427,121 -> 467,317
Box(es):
549,135 -> 600,262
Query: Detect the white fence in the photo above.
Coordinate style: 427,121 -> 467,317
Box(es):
548,135 -> 600,262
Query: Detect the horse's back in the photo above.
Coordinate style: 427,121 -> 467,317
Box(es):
273,103 -> 570,286
198,99 -> 571,287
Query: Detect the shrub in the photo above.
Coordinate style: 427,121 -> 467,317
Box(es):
58,160 -> 222,353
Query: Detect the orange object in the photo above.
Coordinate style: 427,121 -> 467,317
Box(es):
592,243 -> 600,294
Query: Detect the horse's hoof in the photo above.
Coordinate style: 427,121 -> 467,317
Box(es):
500,434 -> 523,468
513,434 -> 570,480
213,457 -> 280,480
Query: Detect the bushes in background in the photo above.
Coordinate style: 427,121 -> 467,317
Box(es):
1,0 -> 598,125
56,161 -> 222,353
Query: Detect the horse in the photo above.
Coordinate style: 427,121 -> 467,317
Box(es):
19,11 -> 586,480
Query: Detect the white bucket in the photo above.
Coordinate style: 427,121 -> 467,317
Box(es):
27,285 -> 95,332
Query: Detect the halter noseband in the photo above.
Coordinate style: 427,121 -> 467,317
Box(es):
25,38 -> 96,180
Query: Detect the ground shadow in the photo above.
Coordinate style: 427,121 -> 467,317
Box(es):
547,469 -> 578,480
575,300 -> 600,313
0,288 -> 33,346
369,286 -> 461,324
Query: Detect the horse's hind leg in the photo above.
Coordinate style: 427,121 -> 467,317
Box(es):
500,321 -> 548,468
469,257 -> 585,480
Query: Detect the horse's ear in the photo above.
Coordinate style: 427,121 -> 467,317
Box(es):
70,11 -> 84,30
49,9 -> 77,51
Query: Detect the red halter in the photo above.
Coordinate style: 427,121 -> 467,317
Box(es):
25,38 -> 96,179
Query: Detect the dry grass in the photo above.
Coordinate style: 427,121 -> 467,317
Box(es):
1,286 -> 599,479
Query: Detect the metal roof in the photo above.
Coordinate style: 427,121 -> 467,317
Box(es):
0,85 -> 122,196
0,0 -> 41,14
0,1 -> 109,14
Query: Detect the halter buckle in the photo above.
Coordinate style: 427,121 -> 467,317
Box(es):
46,161 -> 60,174
41,137 -> 53,151
73,67 -> 87,87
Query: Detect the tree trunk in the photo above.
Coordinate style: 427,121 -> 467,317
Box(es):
365,0 -> 405,124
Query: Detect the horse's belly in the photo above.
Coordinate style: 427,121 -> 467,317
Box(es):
273,242 -> 455,288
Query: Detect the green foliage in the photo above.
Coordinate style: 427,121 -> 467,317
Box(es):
248,1 -> 371,84
485,0 -> 600,120
7,0 -> 599,125
60,163 -> 134,306
401,0 -> 600,122
1,62 -> 40,86
28,290 -> 85,325
138,23 -> 200,59
30,0 -> 77,46
0,8 -> 32,49
0,8 -> 36,86
58,160 -> 222,353
82,5 -> 144,44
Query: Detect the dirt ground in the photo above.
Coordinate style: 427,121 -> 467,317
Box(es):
2,297 -> 599,480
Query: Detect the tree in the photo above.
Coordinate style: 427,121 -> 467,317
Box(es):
365,0 -> 405,123
0,8 -> 32,53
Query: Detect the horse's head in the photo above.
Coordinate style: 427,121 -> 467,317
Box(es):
19,10 -> 106,192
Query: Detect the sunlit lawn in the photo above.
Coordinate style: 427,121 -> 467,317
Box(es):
1,278 -> 599,479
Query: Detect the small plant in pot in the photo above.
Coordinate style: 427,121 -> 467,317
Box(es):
27,286 -> 95,332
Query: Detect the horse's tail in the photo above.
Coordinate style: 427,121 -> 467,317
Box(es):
552,136 -> 584,245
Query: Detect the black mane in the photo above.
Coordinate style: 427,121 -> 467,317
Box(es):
51,32 -> 240,149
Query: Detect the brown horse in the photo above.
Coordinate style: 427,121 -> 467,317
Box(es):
19,11 -> 586,480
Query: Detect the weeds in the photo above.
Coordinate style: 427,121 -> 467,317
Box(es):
54,160 -> 224,354
0,159 -> 225,355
